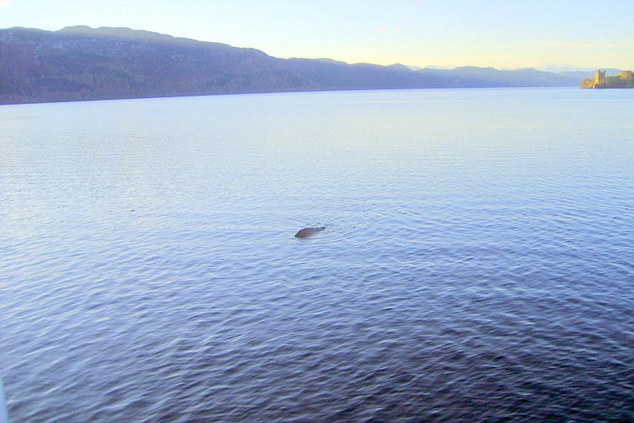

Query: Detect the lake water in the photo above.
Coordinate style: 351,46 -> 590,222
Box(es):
1,88 -> 633,422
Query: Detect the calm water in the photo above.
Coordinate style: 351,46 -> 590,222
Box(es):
1,88 -> 633,422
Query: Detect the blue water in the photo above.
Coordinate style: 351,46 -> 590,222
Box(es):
1,88 -> 633,422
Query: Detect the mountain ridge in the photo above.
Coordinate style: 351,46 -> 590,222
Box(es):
0,26 -> 587,105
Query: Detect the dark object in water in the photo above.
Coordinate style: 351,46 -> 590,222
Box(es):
295,227 -> 325,238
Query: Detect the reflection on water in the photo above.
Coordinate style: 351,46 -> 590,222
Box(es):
1,88 -> 633,421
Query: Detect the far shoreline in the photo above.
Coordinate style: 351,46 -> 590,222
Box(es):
0,86 -> 584,108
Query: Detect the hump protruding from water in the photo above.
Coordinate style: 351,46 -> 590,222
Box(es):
295,226 -> 326,238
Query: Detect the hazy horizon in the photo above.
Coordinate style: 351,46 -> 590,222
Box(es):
1,0 -> 632,70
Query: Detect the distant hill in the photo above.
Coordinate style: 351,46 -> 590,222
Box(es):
419,66 -> 578,88
558,69 -> 622,82
0,26 -> 582,105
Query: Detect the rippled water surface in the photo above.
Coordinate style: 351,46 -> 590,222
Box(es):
1,88 -> 633,422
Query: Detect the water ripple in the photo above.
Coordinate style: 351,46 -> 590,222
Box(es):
2,89 -> 634,422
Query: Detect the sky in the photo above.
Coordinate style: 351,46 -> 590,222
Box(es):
1,0 -> 632,70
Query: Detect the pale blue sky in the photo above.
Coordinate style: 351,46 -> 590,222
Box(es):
1,0 -> 632,69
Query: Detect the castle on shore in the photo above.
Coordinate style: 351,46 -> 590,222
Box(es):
593,70 -> 606,88
581,69 -> 634,89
